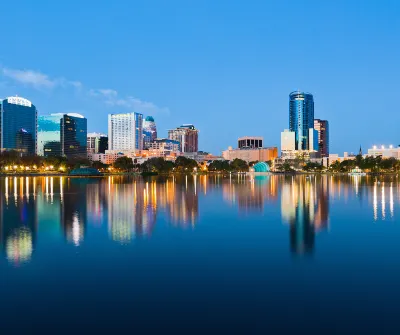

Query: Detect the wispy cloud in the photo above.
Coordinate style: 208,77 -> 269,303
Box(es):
2,68 -> 56,89
89,88 -> 170,115
1,66 -> 169,115
2,67 -> 82,90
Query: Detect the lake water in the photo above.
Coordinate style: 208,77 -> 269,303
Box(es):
0,175 -> 399,333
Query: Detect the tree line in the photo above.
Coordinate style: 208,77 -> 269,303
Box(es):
277,155 -> 400,173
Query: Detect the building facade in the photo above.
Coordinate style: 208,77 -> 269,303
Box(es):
289,91 -> 314,150
108,112 -> 143,151
61,114 -> 87,159
148,138 -> 180,153
368,145 -> 400,159
314,119 -> 329,157
37,113 -> 63,156
135,113 -> 143,150
238,136 -> 263,149
222,147 -> 278,163
143,116 -> 157,149
87,133 -> 108,154
168,124 -> 199,153
308,128 -> 319,153
281,129 -> 295,154
44,141 -> 61,157
0,97 -> 37,155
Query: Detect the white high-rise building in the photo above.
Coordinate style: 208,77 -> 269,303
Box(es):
281,129 -> 295,152
108,112 -> 143,151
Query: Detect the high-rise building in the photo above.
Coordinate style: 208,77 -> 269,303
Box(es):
108,112 -> 143,151
60,114 -> 87,159
280,129 -> 295,153
289,91 -> 314,150
44,141 -> 61,157
0,96 -> 37,155
168,124 -> 199,153
143,116 -> 157,149
87,133 -> 108,154
314,119 -> 329,157
37,113 -> 63,156
308,128 -> 319,153
238,136 -> 263,149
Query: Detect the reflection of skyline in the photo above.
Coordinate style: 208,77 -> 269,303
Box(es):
61,179 -> 87,246
0,177 -> 37,265
281,176 -> 330,255
222,175 -> 278,213
107,178 -> 157,243
0,175 -> 398,263
372,181 -> 396,221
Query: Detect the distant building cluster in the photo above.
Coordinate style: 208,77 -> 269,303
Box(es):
0,95 -> 202,164
2,90 -> 397,169
280,91 -> 329,160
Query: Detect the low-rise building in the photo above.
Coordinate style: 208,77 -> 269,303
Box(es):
322,152 -> 356,167
238,136 -> 263,149
88,151 -> 125,165
182,151 -> 223,163
222,146 -> 278,163
368,145 -> 400,159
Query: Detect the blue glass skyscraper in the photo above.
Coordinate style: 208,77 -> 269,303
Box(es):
61,113 -> 87,159
289,92 -> 314,150
0,96 -> 37,155
38,113 -> 63,156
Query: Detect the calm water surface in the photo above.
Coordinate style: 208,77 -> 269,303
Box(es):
1,175 -> 400,333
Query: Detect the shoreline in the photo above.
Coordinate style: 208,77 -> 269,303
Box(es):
0,171 -> 398,177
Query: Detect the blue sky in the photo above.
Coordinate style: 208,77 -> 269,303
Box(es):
1,0 -> 399,154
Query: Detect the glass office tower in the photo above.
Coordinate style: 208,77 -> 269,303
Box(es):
37,114 -> 63,156
0,97 -> 37,155
61,114 -> 87,159
289,92 -> 314,150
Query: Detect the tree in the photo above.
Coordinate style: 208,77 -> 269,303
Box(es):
230,158 -> 248,172
174,156 -> 198,172
92,161 -> 109,170
277,162 -> 294,173
303,162 -> 323,172
141,157 -> 174,173
208,160 -> 231,172
329,161 -> 341,172
113,156 -> 134,171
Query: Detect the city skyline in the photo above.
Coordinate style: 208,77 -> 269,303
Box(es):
1,1 -> 399,155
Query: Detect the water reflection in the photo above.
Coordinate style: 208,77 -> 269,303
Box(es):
0,175 -> 398,264
281,176 -> 329,255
